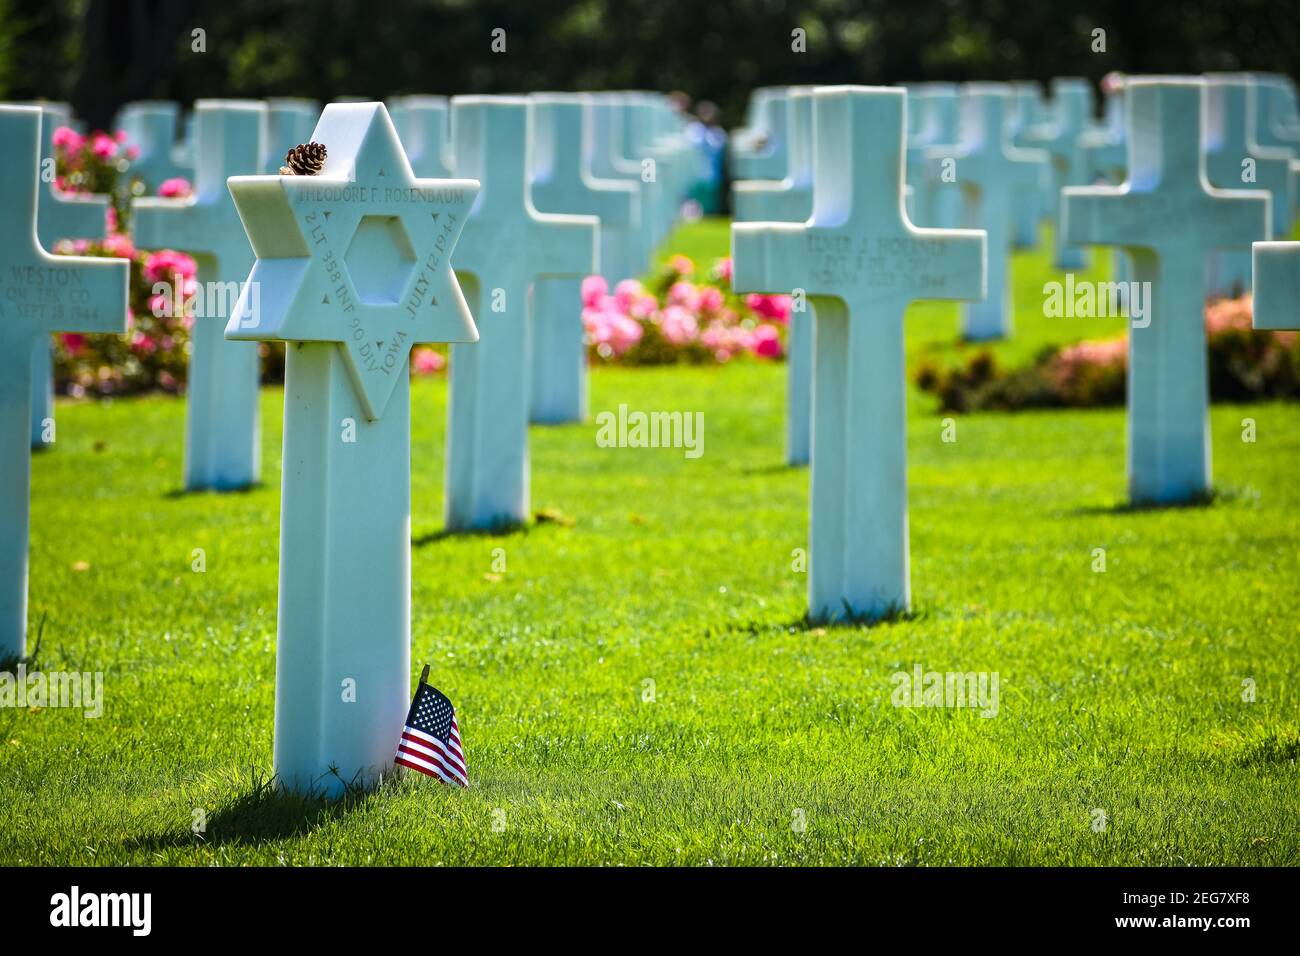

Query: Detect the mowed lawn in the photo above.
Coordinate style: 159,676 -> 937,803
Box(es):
2,220 -> 1298,866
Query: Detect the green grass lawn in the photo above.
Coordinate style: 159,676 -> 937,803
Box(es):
2,219 -> 1298,865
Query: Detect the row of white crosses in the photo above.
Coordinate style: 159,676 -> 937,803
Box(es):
0,90 -> 693,793
729,74 -> 1288,625
28,91 -> 694,490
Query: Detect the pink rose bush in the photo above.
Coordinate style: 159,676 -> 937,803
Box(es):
52,237 -> 197,396
916,294 -> 1300,412
581,255 -> 793,365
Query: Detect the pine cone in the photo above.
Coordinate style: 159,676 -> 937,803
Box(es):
283,141 -> 327,176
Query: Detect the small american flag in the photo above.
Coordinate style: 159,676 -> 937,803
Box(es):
394,669 -> 468,787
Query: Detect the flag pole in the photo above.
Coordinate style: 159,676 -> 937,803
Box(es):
419,663 -> 430,685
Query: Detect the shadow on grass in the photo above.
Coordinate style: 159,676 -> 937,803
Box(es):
0,613 -> 47,675
412,508 -> 575,547
162,482 -> 268,500
1070,488 -> 1233,517
122,766 -> 398,851
767,603 -> 927,634
739,461 -> 807,477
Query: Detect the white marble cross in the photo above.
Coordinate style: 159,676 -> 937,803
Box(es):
906,83 -> 960,230
1252,73 -> 1300,167
444,96 -> 597,530
134,100 -> 267,491
263,98 -> 320,174
1253,241 -> 1300,330
930,83 -> 1048,340
30,103 -> 109,450
730,87 -> 790,181
388,95 -> 453,179
1,106 -> 127,662
733,87 -> 987,622
623,93 -> 680,251
225,102 -> 479,796
588,93 -> 649,280
1025,78 -> 1094,269
734,88 -> 813,224
528,93 -> 635,424
1010,81 -> 1050,247
1205,75 -> 1293,295
733,87 -> 815,466
117,100 -> 191,191
1062,77 -> 1270,505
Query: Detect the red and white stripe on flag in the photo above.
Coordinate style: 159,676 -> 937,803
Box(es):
395,717 -> 468,787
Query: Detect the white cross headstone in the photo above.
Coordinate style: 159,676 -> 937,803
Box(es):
601,93 -> 662,274
906,83 -> 960,230
225,102 -> 479,796
134,100 -> 267,491
730,87 -> 790,181
1252,241 -> 1300,330
1252,74 -> 1300,165
588,93 -> 649,280
529,93 -> 635,424
1205,75 -> 1294,295
117,101 -> 190,190
445,96 -> 597,530
1025,77 -> 1094,269
264,98 -> 320,174
1010,81 -> 1050,247
28,103 -> 110,450
1062,77 -> 1270,505
1,106 -> 128,661
388,95 -> 453,179
734,88 -> 812,224
930,83 -> 1048,340
625,93 -> 683,249
733,88 -> 814,466
733,86 -> 987,622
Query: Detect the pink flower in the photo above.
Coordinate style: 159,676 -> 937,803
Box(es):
697,286 -> 724,314
613,279 -> 657,319
52,127 -> 82,152
61,333 -> 86,355
670,254 -> 694,276
91,133 -> 117,160
1055,337 -> 1127,369
584,304 -> 643,357
659,304 -> 698,345
158,177 -> 193,199
614,279 -> 644,311
130,331 -> 157,354
713,257 -> 733,283
581,274 -> 608,308
102,233 -> 136,259
745,293 -> 792,324
412,347 -> 446,375
125,145 -> 140,161
666,281 -> 699,310
144,249 -> 198,284
751,323 -> 783,358
114,129 -> 129,143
